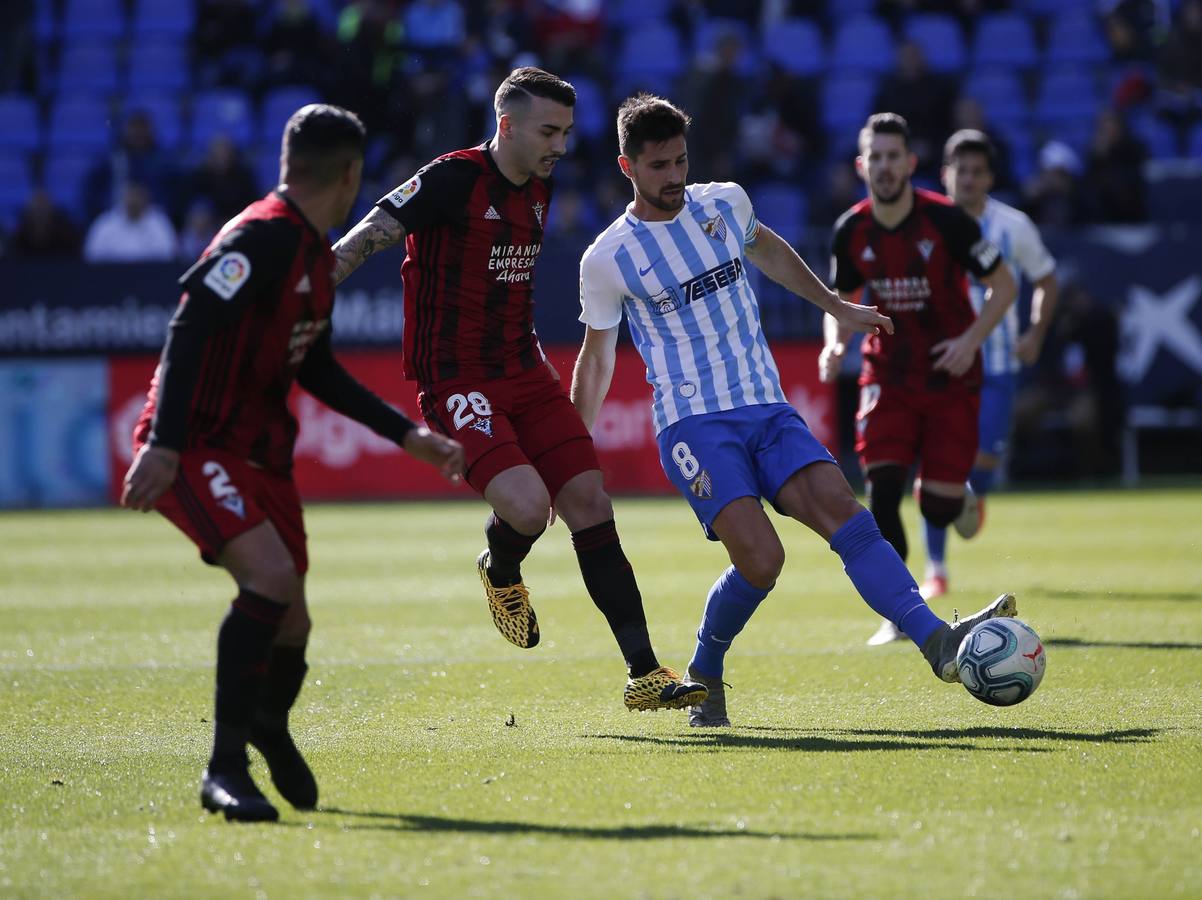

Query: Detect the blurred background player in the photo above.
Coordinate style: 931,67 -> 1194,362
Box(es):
121,104 -> 464,822
329,68 -> 705,713
819,113 -> 1018,647
573,94 -> 1018,727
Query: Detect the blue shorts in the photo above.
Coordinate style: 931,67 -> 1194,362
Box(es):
656,403 -> 837,541
978,373 -> 1018,458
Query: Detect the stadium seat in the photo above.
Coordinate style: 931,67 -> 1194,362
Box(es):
123,93 -> 183,150
189,89 -> 255,149
1017,0 -> 1093,18
34,0 -> 58,44
820,73 -> 878,134
1189,122 -> 1202,159
0,155 -> 34,221
564,75 -> 606,141
962,69 -> 1030,126
42,151 -> 95,213
615,21 -> 686,86
1129,114 -> 1180,160
750,182 -> 807,246
60,0 -> 127,40
126,40 -> 191,92
1034,68 -> 1100,125
254,147 -> 282,193
761,18 -> 825,78
131,0 -> 196,39
56,40 -> 121,95
972,13 -> 1039,70
606,0 -> 673,28
693,18 -> 759,78
47,94 -> 114,153
259,86 -> 322,146
0,95 -> 43,153
903,14 -> 967,73
829,15 -> 894,74
995,125 -> 1036,184
1045,12 -> 1111,65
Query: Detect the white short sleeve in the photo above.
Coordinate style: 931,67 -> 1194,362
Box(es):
1010,211 -> 1056,282
578,248 -> 625,330
717,181 -> 760,245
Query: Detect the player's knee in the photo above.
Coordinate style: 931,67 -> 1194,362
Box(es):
919,490 -> 964,528
245,556 -> 302,606
732,540 -> 784,589
503,493 -> 552,535
277,609 -> 311,645
865,464 -> 906,514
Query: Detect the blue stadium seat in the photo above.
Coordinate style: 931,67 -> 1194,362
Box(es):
972,13 -> 1039,70
61,0 -> 127,40
131,0 -> 196,39
47,94 -> 114,152
903,14 -> 967,73
835,0 -> 877,14
565,75 -> 605,141
820,73 -> 879,134
693,18 -> 759,78
0,95 -> 43,153
42,151 -> 96,214
994,124 -> 1036,183
606,0 -> 673,28
962,69 -> 1029,126
1034,68 -> 1100,125
1189,122 -> 1202,158
1045,12 -> 1110,65
616,21 -> 686,87
123,93 -> 183,149
56,40 -> 121,94
1129,114 -> 1181,160
761,18 -> 825,78
254,147 -> 282,193
1017,0 -> 1093,17
259,86 -> 322,146
190,89 -> 255,149
829,15 -> 894,74
126,40 -> 191,92
750,182 -> 807,246
34,0 -> 58,44
0,155 -> 34,221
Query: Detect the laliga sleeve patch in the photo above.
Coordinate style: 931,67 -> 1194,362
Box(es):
386,175 -> 422,208
202,252 -> 252,301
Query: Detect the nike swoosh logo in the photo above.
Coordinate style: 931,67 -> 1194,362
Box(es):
639,260 -> 659,276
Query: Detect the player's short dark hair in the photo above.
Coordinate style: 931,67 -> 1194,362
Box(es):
859,112 -> 911,152
617,93 -> 691,159
944,128 -> 996,172
494,67 -> 576,117
281,103 -> 366,185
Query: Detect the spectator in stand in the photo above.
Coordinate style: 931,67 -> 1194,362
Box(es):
264,0 -> 334,90
1102,0 -> 1158,63
186,136 -> 261,225
84,182 -> 178,263
177,200 -> 220,261
872,41 -> 955,178
1,0 -> 34,93
333,0 -> 405,134
682,26 -> 748,183
84,110 -> 179,225
1158,0 -> 1202,124
531,0 -> 603,74
1082,109 -> 1147,223
6,189 -> 82,259
1024,141 -> 1084,227
194,0 -> 264,89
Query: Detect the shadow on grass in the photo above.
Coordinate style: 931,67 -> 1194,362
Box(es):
738,726 -> 1159,744
584,732 -> 1052,753
1038,589 -> 1200,603
1045,637 -> 1202,651
314,808 -> 874,841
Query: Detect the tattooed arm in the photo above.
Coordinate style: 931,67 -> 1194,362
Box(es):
331,207 -> 406,286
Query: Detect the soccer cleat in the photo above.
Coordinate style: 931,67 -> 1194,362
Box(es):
249,727 -> 318,810
623,666 -> 708,711
921,592 -> 1018,682
952,486 -> 984,539
476,549 -> 539,648
919,574 -> 948,601
866,618 -> 905,646
685,666 -> 731,727
200,767 -> 280,822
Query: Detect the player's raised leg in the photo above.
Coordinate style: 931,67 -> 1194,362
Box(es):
479,465 -> 548,649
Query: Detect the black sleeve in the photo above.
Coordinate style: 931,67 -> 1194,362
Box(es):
830,210 -> 865,293
296,330 -> 417,447
374,157 -> 477,234
930,204 -> 1003,279
148,220 -> 300,450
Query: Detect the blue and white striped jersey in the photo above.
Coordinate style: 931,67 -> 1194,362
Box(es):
578,182 -> 787,434
973,197 -> 1056,376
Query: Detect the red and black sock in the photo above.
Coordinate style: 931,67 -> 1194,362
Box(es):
485,512 -> 543,585
571,519 -> 659,678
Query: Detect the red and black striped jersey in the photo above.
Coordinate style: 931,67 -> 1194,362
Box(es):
135,192 -> 336,473
831,188 -> 1002,391
376,145 -> 550,385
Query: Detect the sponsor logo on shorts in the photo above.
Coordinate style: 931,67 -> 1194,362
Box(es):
690,470 -> 712,500
470,417 -> 493,437
387,175 -> 421,208
202,252 -> 251,301
220,495 -> 246,519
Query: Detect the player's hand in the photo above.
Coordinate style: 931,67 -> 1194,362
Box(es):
1014,328 -> 1046,366
120,444 -> 180,512
403,427 -> 465,483
818,342 -> 845,383
931,332 -> 980,378
834,299 -> 893,337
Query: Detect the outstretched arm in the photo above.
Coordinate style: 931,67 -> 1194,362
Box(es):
331,207 -> 406,286
570,325 -> 620,432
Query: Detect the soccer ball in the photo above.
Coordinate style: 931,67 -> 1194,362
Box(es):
956,618 -> 1046,707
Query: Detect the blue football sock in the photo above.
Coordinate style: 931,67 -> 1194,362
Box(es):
689,566 -> 770,678
923,518 -> 948,567
830,509 -> 944,647
969,467 -> 996,496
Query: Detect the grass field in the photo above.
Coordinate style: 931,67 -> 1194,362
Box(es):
2,489 -> 1201,899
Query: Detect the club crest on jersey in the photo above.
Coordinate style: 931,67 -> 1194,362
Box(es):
690,470 -> 713,500
387,175 -> 421,208
916,239 -> 935,262
702,215 -> 727,243
202,251 -> 251,301
470,417 -> 493,437
532,201 -> 544,226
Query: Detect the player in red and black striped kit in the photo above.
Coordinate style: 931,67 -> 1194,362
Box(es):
820,113 -> 1017,645
333,68 -> 705,712
122,105 -> 464,822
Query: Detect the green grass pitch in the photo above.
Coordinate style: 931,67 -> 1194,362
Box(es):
2,489 -> 1201,899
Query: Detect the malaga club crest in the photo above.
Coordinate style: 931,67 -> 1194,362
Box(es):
690,470 -> 713,500
702,215 -> 727,243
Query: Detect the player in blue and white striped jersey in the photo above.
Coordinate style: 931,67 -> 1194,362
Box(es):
571,95 -> 1019,725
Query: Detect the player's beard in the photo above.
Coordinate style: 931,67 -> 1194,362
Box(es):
644,184 -> 685,212
871,174 -> 908,206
